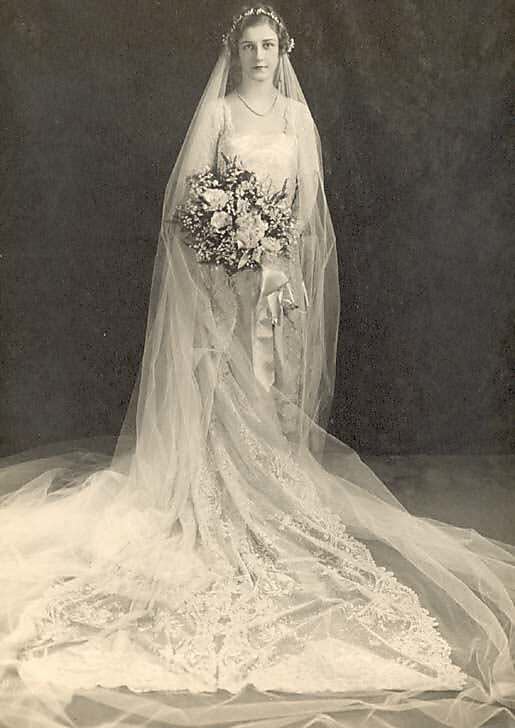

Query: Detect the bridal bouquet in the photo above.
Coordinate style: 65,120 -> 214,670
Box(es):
176,154 -> 298,275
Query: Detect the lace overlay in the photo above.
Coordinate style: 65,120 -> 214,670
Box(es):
14,355 -> 466,694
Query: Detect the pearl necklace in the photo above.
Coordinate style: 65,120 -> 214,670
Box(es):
236,90 -> 279,117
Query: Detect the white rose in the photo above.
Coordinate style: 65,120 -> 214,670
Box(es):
210,211 -> 231,230
236,212 -> 268,249
261,236 -> 282,254
202,188 -> 230,210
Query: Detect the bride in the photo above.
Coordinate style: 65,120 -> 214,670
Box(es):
1,5 -> 514,728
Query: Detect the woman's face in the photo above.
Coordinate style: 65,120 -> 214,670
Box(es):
237,21 -> 280,84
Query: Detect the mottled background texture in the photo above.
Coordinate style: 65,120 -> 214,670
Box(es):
1,0 -> 513,456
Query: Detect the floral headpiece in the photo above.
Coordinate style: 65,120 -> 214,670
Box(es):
222,7 -> 295,53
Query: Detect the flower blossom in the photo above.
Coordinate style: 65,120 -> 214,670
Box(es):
210,211 -> 231,230
236,212 -> 268,249
202,188 -> 230,210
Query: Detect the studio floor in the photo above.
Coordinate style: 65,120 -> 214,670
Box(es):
6,453 -> 514,727
64,453 -> 515,727
364,453 -> 515,545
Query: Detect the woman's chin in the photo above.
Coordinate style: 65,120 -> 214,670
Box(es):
249,68 -> 271,80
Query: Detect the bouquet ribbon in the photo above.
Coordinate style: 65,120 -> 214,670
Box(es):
252,261 -> 296,391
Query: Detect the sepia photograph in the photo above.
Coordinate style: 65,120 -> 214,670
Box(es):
1,2 -> 514,727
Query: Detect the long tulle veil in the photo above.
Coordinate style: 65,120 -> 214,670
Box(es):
0,38 -> 514,728
111,43 -> 341,514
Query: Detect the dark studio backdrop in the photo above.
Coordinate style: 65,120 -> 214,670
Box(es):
1,0 -> 513,457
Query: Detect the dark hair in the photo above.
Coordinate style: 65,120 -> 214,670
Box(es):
227,4 -> 291,58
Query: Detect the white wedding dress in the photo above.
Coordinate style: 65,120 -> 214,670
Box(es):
0,99 -> 466,688
1,95 -> 513,728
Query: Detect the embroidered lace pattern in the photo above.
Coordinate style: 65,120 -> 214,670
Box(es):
16,356 -> 466,694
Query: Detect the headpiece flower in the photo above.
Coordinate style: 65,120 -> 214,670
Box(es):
222,7 -> 295,54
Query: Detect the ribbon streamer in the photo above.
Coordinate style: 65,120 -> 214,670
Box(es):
252,262 -> 295,391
